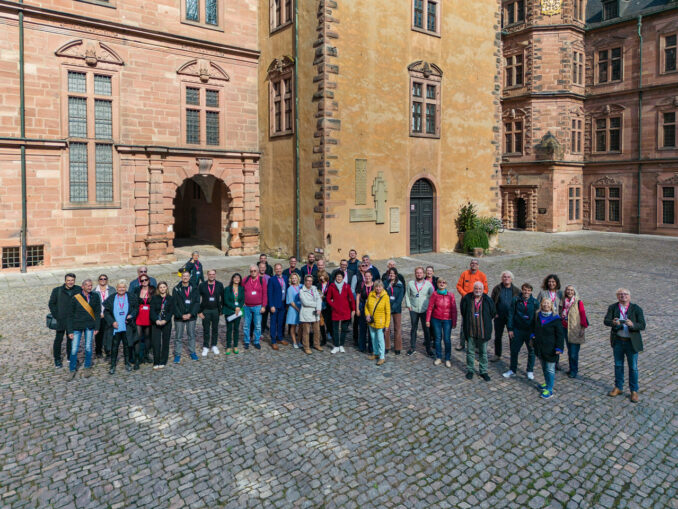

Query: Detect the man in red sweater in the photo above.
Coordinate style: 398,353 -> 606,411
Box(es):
242,265 -> 268,350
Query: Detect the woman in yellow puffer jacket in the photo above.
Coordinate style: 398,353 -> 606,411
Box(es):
365,280 -> 391,366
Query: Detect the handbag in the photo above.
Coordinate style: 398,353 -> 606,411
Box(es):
46,314 -> 59,330
366,295 -> 384,324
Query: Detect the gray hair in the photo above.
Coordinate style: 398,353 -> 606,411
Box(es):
473,281 -> 484,289
192,250 -> 199,256
470,258 -> 480,264
501,270 -> 514,280
82,278 -> 93,286
373,280 -> 384,290
116,279 -> 128,288
137,266 -> 147,274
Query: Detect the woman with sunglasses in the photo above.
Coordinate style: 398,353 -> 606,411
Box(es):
93,274 -> 114,360
133,274 -> 155,368
223,273 -> 245,354
426,278 -> 457,367
150,281 -> 174,369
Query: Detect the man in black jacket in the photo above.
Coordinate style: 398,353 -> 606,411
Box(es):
198,269 -> 224,357
604,288 -> 646,403
66,279 -> 101,378
259,254 -> 274,276
490,270 -> 521,362
460,282 -> 496,381
48,273 -> 80,368
173,271 -> 201,363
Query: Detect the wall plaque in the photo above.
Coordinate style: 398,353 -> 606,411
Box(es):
372,172 -> 387,224
389,207 -> 400,233
540,0 -> 562,15
349,208 -> 377,222
355,159 -> 367,205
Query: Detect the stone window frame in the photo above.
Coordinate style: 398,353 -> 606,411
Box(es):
60,65 -> 120,209
504,118 -> 524,156
573,0 -> 584,22
181,0 -> 223,32
572,49 -> 585,86
658,107 -> 677,150
659,32 -> 677,75
592,112 -> 623,154
571,116 -> 583,154
505,50 -> 525,89
591,179 -> 623,225
180,81 -> 225,147
412,0 -> 441,37
75,0 -> 116,8
270,0 -> 293,33
602,0 -> 619,21
657,178 -> 678,228
595,45 -> 623,84
408,62 -> 442,139
267,58 -> 295,137
568,185 -> 582,224
502,0 -> 525,28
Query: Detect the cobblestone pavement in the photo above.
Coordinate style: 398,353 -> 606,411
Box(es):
1,231 -> 677,508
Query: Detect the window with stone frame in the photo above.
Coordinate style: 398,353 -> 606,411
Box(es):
573,0 -> 584,21
504,120 -> 524,155
505,53 -> 524,88
594,115 -> 622,153
597,47 -> 622,84
572,50 -> 584,85
662,34 -> 677,74
660,111 -> 677,149
270,0 -> 293,32
593,185 -> 621,223
571,117 -> 583,153
182,85 -> 223,146
412,0 -> 440,36
409,62 -> 442,138
76,0 -> 115,7
502,0 -> 525,27
659,185 -> 677,226
268,59 -> 294,137
568,186 -> 582,222
65,69 -> 117,205
602,0 -> 618,20
183,0 -> 220,29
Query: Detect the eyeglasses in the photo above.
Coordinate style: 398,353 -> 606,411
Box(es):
138,270 -> 147,273
99,277 -> 107,281
250,270 -> 257,273
140,279 -> 149,283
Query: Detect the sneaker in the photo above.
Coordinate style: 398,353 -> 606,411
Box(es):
190,353 -> 199,361
541,389 -> 553,399
331,347 -> 339,354
465,371 -> 474,380
434,359 -> 442,366
339,346 -> 345,353
503,370 -> 516,378
212,346 -> 220,355
233,348 -> 239,354
480,373 -> 491,382
202,347 -> 209,357
153,365 -> 159,370
55,363 -> 63,370
445,361 -> 452,368
538,383 -> 547,391
526,371 -> 534,380
225,348 -> 232,355
254,343 -> 261,350
406,349 -> 415,356
173,355 -> 181,364
244,343 -> 250,350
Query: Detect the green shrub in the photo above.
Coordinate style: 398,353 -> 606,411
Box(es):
455,202 -> 478,234
462,228 -> 489,252
476,217 -> 503,236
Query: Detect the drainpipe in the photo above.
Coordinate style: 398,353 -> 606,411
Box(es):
293,0 -> 301,259
19,0 -> 28,272
636,16 -> 643,235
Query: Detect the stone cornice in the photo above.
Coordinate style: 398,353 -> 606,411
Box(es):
115,145 -> 260,159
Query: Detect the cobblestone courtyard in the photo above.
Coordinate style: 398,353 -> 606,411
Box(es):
0,231 -> 676,508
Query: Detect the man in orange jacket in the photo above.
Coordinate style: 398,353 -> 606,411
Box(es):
456,259 -> 488,351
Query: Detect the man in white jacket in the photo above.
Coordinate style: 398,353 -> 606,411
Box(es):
299,275 -> 323,354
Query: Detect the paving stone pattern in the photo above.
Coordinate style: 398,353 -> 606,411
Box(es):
0,231 -> 677,508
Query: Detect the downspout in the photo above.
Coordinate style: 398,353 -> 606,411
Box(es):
19,0 -> 28,272
293,0 -> 301,259
636,15 -> 642,234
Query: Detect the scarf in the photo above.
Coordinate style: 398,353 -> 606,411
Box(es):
539,311 -> 560,326
334,280 -> 345,293
437,289 -> 448,295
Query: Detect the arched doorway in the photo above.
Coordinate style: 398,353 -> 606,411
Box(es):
514,198 -> 527,229
409,178 -> 435,254
173,176 -> 231,251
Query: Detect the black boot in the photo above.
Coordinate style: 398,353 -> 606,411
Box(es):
109,349 -> 118,375
133,342 -> 140,370
123,343 -> 132,372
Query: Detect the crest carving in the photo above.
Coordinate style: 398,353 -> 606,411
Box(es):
593,176 -> 619,186
541,0 -> 562,15
177,59 -> 230,83
407,61 -> 443,78
658,173 -> 678,185
569,175 -> 583,186
267,56 -> 294,76
55,40 -> 124,66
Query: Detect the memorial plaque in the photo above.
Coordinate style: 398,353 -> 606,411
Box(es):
349,208 -> 377,222
372,172 -> 387,224
389,207 -> 400,233
355,159 -> 367,205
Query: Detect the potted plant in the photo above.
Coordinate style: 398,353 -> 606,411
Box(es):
462,228 -> 489,256
476,217 -> 503,250
455,202 -> 478,251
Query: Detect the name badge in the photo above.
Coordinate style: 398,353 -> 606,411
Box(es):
118,311 -> 125,316
196,271 -> 201,275
209,297 -> 215,302
185,299 -> 191,304
474,313 -> 479,317
390,296 -> 395,300
142,305 -> 149,310
252,291 -> 257,295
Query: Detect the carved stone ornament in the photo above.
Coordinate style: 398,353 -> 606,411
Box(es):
535,132 -> 564,161
267,56 -> 295,77
568,175 -> 583,186
407,61 -> 443,78
658,173 -> 678,185
177,59 -> 230,83
55,40 -> 125,66
593,176 -> 620,186
541,0 -> 562,15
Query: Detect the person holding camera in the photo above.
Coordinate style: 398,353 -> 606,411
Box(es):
299,275 -> 323,354
604,288 -> 646,403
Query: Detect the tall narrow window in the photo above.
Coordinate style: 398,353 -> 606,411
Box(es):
183,86 -> 222,145
271,0 -> 293,31
506,54 -> 524,88
664,34 -> 677,73
571,118 -> 582,153
568,187 -> 581,222
184,0 -> 220,28
572,51 -> 584,85
595,116 -> 621,152
205,0 -> 217,25
594,186 -> 621,223
412,0 -> 439,35
662,112 -> 676,148
268,59 -> 294,136
186,0 -> 199,21
660,186 -> 676,225
409,62 -> 442,138
504,121 -> 523,154
574,0 -> 584,21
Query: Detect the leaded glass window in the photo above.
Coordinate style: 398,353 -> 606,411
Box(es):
205,0 -> 218,25
69,142 -> 88,203
206,111 -> 219,146
186,87 -> 200,106
95,100 -> 112,139
94,75 -> 112,96
187,109 -> 200,144
95,144 -> 113,202
68,97 -> 87,138
186,0 -> 199,21
68,71 -> 86,93
205,89 -> 219,108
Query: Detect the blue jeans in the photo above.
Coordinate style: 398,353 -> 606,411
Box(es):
243,305 -> 262,345
369,327 -> 385,359
540,358 -> 556,393
70,328 -> 94,372
431,318 -> 452,361
566,341 -> 581,376
613,339 -> 639,392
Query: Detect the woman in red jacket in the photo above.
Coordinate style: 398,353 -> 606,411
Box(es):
326,271 -> 356,354
426,279 -> 458,367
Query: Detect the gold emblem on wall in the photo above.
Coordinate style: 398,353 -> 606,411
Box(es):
540,0 -> 562,15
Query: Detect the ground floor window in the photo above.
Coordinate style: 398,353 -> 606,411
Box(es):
593,185 -> 621,223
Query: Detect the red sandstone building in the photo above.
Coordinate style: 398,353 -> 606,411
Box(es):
500,0 -> 678,235
0,0 -> 260,270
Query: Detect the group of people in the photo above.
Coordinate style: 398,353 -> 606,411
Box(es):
47,251 -> 646,402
